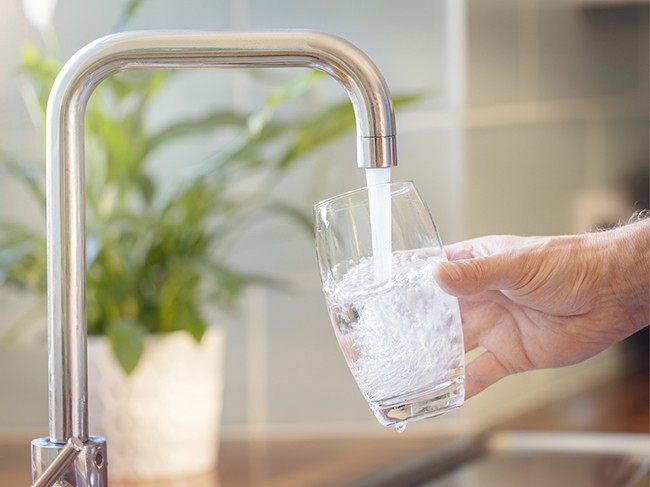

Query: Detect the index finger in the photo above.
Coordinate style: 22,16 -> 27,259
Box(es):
443,235 -> 523,261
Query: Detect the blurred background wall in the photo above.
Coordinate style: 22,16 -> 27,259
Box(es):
0,0 -> 647,437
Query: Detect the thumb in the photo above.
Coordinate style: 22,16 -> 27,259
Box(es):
435,254 -> 526,296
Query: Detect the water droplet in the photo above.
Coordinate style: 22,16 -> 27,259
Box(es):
395,424 -> 406,433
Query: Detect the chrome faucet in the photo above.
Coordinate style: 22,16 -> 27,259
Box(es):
31,30 -> 397,486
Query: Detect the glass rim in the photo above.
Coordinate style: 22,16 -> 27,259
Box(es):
313,179 -> 415,211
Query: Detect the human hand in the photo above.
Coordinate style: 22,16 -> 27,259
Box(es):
434,219 -> 649,399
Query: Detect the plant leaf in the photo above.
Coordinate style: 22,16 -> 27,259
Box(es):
112,0 -> 147,32
179,306 -> 205,343
196,257 -> 291,307
137,173 -> 155,204
107,318 -> 146,374
0,227 -> 47,292
146,111 -> 248,157
262,200 -> 313,234
277,93 -> 422,168
246,71 -> 323,139
17,44 -> 61,118
0,151 -> 45,208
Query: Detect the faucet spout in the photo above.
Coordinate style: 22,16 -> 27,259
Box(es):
33,30 -> 397,486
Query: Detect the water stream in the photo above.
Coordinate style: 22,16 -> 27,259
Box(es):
365,168 -> 392,283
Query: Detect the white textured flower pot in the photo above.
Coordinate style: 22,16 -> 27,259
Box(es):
87,327 -> 226,480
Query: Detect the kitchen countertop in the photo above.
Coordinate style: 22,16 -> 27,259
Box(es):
3,362 -> 647,487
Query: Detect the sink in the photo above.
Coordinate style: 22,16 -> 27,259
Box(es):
352,431 -> 649,487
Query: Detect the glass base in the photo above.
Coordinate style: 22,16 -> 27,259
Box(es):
370,374 -> 465,428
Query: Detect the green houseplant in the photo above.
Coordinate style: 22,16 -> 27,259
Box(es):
0,60 -> 355,373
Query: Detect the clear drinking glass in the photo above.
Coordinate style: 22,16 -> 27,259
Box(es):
314,181 -> 465,429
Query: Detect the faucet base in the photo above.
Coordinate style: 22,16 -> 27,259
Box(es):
32,436 -> 107,486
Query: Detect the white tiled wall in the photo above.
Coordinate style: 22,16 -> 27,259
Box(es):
0,0 -> 647,436
465,0 -> 648,237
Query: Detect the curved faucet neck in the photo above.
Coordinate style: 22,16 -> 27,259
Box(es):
45,30 -> 397,444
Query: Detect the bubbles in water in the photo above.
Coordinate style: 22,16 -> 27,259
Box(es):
395,423 -> 406,433
327,253 -> 464,403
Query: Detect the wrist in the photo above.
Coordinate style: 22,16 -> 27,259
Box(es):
596,219 -> 650,332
